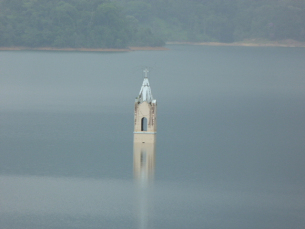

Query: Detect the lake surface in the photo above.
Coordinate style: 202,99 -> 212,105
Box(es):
1,45 -> 305,229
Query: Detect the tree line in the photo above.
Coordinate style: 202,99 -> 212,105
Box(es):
0,0 -> 164,48
0,0 -> 304,48
115,0 -> 305,43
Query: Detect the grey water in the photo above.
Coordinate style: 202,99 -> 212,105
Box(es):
1,45 -> 305,229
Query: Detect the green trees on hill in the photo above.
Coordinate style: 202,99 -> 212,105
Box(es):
0,0 -> 164,48
115,0 -> 305,43
0,0 -> 304,48
232,0 -> 305,42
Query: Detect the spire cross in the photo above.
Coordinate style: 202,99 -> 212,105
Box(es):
143,68 -> 149,78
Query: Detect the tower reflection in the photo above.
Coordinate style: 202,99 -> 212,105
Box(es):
133,142 -> 156,180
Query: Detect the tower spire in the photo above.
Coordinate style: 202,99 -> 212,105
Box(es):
136,69 -> 154,104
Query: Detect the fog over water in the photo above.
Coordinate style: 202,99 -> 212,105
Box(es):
1,45 -> 305,228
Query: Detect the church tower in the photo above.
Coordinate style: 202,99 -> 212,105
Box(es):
133,69 -> 157,179
134,69 -> 157,143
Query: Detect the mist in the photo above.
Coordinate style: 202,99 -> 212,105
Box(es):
1,45 -> 305,228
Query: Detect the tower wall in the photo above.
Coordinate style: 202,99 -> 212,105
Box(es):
134,101 -> 157,144
134,133 -> 156,144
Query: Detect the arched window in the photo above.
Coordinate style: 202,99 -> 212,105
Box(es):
141,117 -> 147,131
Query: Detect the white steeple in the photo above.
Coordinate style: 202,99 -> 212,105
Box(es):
136,69 -> 154,104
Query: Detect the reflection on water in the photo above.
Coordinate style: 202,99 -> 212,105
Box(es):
134,172 -> 153,229
133,141 -> 156,229
134,142 -> 156,181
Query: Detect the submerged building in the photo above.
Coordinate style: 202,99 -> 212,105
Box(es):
133,69 -> 157,180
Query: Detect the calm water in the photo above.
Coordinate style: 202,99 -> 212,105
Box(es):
1,45 -> 305,229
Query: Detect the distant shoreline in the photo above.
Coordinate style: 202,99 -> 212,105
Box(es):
167,39 -> 305,48
0,46 -> 169,52
1,40 -> 305,52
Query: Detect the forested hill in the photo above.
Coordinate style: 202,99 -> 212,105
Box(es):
0,0 -> 304,49
0,0 -> 164,48
115,0 -> 305,43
